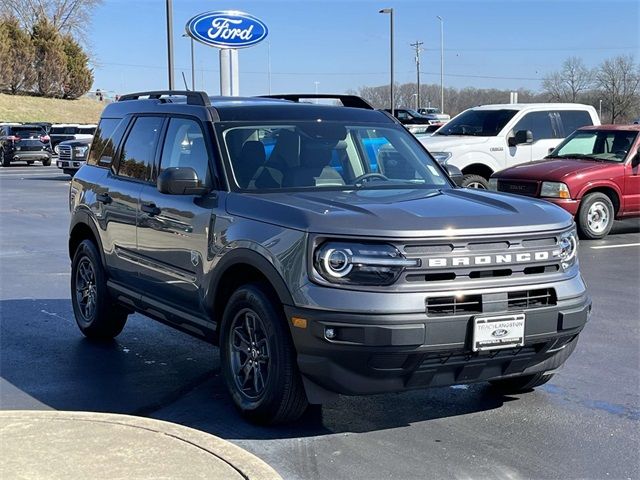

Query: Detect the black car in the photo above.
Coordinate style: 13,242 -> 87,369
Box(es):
384,108 -> 431,125
0,124 -> 52,166
57,138 -> 92,176
67,91 -> 589,424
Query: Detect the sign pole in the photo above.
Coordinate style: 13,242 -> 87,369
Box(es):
166,0 -> 175,89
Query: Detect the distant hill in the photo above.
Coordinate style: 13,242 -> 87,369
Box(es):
0,93 -> 105,124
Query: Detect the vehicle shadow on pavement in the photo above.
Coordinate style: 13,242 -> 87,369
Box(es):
0,298 -> 516,440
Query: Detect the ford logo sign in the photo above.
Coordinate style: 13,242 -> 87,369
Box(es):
492,329 -> 509,338
186,11 -> 268,49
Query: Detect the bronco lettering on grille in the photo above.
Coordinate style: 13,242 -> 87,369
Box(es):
426,250 -> 559,268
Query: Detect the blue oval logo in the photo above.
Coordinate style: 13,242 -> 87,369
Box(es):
186,11 -> 268,49
492,329 -> 509,338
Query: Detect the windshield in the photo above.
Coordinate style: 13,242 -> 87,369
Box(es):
219,122 -> 450,192
550,130 -> 638,162
436,109 -> 517,136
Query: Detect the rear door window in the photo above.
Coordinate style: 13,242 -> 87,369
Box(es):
116,116 -> 164,182
513,111 -> 557,141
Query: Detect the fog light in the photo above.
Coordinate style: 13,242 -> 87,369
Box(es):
325,327 -> 336,340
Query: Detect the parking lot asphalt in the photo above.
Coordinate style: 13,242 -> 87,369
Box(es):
1,164 -> 639,480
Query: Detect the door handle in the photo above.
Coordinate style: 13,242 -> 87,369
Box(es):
96,193 -> 112,205
141,202 -> 161,216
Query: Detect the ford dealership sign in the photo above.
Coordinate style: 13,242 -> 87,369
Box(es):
186,11 -> 268,49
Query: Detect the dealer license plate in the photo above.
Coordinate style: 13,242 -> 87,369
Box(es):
473,313 -> 525,352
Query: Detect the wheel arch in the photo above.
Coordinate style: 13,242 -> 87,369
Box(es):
207,249 -> 295,343
460,163 -> 496,180
69,212 -> 106,265
577,183 -> 622,217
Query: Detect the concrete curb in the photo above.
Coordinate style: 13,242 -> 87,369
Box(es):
0,410 -> 282,480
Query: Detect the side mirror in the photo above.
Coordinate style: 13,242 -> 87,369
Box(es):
445,164 -> 464,187
157,167 -> 209,195
508,130 -> 533,147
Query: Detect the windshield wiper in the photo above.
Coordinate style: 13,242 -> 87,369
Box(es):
547,153 -> 602,161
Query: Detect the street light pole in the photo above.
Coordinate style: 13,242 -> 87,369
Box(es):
166,0 -> 175,89
379,8 -> 394,116
436,15 -> 444,113
182,33 -> 195,90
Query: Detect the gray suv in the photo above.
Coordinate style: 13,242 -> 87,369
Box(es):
68,91 -> 591,424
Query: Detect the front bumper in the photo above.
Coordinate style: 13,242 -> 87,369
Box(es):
57,160 -> 84,171
286,281 -> 591,401
544,198 -> 580,216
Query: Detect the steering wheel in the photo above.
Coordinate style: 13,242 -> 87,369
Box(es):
353,172 -> 389,185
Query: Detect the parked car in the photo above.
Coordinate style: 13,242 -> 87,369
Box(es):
49,124 -> 97,154
417,107 -> 450,123
0,124 -> 52,166
384,108 -> 435,134
489,125 -> 640,239
68,90 -> 590,424
420,103 -> 600,189
57,137 -> 92,176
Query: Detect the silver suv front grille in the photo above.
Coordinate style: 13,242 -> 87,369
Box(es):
396,229 -> 569,291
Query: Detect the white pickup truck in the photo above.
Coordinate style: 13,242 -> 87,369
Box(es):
419,103 -> 600,188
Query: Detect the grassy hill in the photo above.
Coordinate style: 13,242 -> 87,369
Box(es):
0,93 -> 105,124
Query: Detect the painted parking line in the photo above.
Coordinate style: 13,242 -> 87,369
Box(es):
591,243 -> 640,250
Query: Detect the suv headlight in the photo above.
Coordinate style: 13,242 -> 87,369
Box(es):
74,146 -> 89,158
557,230 -> 578,269
430,152 -> 451,164
314,242 -> 418,286
488,178 -> 498,191
541,181 -> 570,199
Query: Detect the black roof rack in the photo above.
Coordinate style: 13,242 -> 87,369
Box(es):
118,90 -> 210,107
259,94 -> 374,110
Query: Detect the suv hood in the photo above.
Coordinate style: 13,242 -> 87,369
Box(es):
59,138 -> 92,147
226,188 -> 572,238
419,135 -> 490,150
497,158 -> 613,181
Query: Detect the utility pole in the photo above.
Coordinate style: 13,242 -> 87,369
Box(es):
379,8 -> 394,116
166,0 -> 174,89
436,16 -> 444,113
410,41 -> 423,110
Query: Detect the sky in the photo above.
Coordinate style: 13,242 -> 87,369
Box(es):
89,0 -> 639,98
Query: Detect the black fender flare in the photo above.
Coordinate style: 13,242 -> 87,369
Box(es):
68,209 -> 106,266
207,247 -> 295,312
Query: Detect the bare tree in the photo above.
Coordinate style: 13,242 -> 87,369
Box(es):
3,0 -> 102,40
543,57 -> 593,102
595,55 -> 640,123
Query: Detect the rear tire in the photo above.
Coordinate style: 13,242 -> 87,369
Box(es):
42,158 -> 51,166
71,239 -> 128,340
489,373 -> 553,394
27,160 -> 34,165
220,284 -> 308,424
1,150 -> 9,167
461,174 -> 489,189
577,192 -> 614,239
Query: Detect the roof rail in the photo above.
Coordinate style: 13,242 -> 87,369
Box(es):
118,90 -> 210,107
259,94 -> 374,110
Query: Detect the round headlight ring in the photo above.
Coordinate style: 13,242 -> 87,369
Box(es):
323,248 -> 353,278
559,233 -> 577,263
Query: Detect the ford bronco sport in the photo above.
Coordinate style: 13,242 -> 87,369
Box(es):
68,91 -> 591,424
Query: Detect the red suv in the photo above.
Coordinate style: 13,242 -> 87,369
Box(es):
489,125 -> 640,239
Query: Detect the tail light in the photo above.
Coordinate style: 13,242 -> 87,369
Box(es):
39,135 -> 50,142
7,135 -> 20,142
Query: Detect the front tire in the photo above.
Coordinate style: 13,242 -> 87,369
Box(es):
220,284 -> 308,424
577,192 -> 614,239
71,239 -> 128,339
461,174 -> 489,189
27,160 -> 34,165
489,373 -> 554,394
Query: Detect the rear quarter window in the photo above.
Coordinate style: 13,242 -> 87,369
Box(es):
559,110 -> 593,137
87,118 -> 127,167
